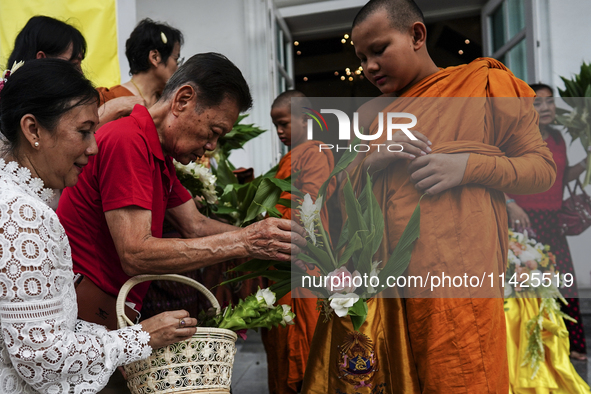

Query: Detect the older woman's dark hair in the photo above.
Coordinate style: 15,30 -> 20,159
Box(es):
125,18 -> 184,75
0,59 -> 99,152
161,53 -> 252,112
6,16 -> 86,68
529,83 -> 554,95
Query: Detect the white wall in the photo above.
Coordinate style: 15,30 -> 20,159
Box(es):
135,0 -> 278,176
536,0 -> 591,287
116,0 -> 137,80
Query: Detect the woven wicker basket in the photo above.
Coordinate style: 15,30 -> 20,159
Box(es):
117,274 -> 237,394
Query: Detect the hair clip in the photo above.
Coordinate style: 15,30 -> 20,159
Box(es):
161,32 -> 168,44
0,60 -> 24,94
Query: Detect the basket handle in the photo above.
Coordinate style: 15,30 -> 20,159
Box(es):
116,274 -> 221,329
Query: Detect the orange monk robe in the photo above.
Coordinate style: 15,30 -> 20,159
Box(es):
262,139 -> 336,394
302,58 -> 556,393
96,85 -> 134,106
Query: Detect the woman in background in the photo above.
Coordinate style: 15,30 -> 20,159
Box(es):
506,83 -> 587,361
97,18 -> 183,108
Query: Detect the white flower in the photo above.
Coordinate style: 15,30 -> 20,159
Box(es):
519,250 -> 536,263
255,288 -> 276,308
279,304 -> 295,326
300,194 -> 322,245
507,249 -> 519,266
329,293 -> 359,317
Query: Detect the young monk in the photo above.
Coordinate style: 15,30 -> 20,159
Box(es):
262,90 -> 336,394
301,0 -> 557,393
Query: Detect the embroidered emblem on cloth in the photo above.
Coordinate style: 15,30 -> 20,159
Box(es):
337,331 -> 378,389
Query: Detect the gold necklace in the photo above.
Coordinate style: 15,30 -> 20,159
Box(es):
130,78 -> 146,101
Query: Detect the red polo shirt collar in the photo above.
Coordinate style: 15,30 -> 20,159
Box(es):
131,104 -> 165,162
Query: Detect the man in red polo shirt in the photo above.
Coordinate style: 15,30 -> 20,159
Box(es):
57,53 -> 305,318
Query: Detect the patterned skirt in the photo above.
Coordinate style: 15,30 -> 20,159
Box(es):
524,209 -> 586,354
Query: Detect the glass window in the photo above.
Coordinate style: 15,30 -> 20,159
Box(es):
507,0 -> 525,39
507,39 -> 527,81
491,4 -> 506,52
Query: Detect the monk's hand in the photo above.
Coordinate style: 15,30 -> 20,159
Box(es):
241,218 -> 307,261
408,153 -> 470,195
506,201 -> 530,231
365,130 -> 432,175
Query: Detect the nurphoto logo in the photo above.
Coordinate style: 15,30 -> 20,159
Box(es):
305,108 -> 418,152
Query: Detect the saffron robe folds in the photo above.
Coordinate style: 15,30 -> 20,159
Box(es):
301,58 -> 556,394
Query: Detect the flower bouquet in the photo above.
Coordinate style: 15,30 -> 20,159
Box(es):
198,287 -> 295,339
556,62 -> 591,186
504,229 -> 564,299
174,159 -> 218,215
504,230 -> 576,378
221,141 -> 422,331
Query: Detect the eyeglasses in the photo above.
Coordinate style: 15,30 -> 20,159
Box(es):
177,57 -> 185,67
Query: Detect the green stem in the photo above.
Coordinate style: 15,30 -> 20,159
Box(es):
317,194 -> 338,269
584,153 -> 591,187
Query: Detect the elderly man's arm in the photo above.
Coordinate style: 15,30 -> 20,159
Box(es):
165,199 -> 236,238
105,206 -> 306,276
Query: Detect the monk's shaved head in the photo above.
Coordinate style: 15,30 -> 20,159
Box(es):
272,89 -> 308,110
353,0 -> 424,32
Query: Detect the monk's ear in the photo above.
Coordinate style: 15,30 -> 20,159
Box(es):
410,22 -> 427,51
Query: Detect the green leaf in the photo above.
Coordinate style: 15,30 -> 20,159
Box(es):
343,176 -> 367,238
242,178 -> 282,224
266,177 -> 295,194
335,220 -> 350,251
347,298 -> 368,331
264,163 -> 280,178
362,172 -> 384,263
378,198 -> 422,286
305,243 -> 335,274
338,231 -> 363,267
216,158 -> 239,186
276,198 -> 292,209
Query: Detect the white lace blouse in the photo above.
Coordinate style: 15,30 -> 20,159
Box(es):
0,159 -> 152,393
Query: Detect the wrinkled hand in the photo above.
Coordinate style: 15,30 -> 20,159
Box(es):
507,201 -> 530,231
365,130 -> 432,174
140,310 -> 197,349
241,218 -> 307,261
407,153 -> 470,195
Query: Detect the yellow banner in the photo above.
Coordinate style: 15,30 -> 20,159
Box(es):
0,0 -> 120,88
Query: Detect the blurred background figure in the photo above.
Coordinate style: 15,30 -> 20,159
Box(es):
506,83 -> 588,360
98,18 -> 183,110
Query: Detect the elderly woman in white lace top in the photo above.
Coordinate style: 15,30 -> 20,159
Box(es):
0,59 -> 198,393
